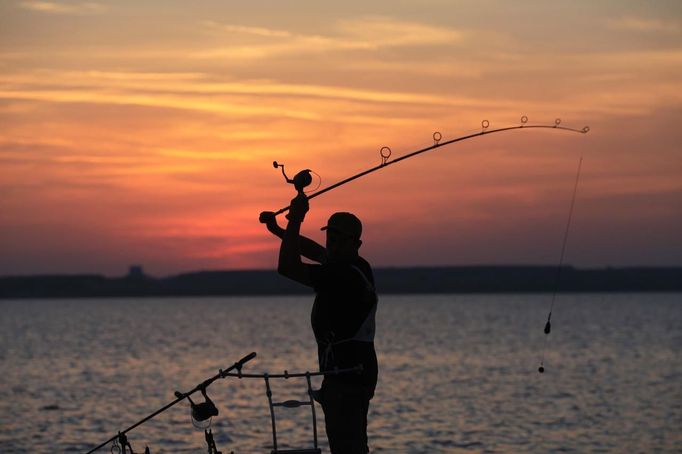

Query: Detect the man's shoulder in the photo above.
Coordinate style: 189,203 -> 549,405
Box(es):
312,259 -> 372,287
353,256 -> 375,286
356,255 -> 372,268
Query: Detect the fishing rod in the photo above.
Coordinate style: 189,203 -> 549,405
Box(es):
267,115 -> 590,375
269,116 -> 589,213
86,352 -> 256,454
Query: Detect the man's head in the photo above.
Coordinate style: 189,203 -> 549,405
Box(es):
321,212 -> 362,261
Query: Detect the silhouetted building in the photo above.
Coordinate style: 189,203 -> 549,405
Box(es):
127,265 -> 145,279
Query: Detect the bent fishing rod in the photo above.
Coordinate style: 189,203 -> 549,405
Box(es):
269,116 -> 589,214
268,115 -> 590,375
86,352 -> 256,454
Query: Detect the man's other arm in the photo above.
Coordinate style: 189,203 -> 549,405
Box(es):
260,211 -> 327,263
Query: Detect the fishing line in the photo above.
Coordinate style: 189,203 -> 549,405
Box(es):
538,156 -> 583,374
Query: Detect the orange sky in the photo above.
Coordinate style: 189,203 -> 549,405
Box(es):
1,1 -> 680,275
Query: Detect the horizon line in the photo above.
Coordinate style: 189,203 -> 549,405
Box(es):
3,263 -> 682,280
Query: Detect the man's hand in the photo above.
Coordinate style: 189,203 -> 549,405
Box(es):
259,211 -> 279,229
261,207 -> 325,261
286,193 -> 309,222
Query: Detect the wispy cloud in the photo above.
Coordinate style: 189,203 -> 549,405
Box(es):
197,16 -> 463,59
3,47 -> 679,123
19,1 -> 107,14
607,16 -> 680,34
0,75 -> 539,139
0,88 -> 322,120
203,22 -> 293,39
336,16 -> 463,48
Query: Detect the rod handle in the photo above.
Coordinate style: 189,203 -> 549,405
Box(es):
273,206 -> 289,216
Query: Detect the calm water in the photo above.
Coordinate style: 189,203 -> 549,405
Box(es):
0,294 -> 680,453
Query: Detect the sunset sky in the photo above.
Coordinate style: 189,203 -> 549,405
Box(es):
1,1 -> 680,276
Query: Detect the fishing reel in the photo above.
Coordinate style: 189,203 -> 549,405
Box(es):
110,432 -> 150,454
175,386 -> 219,430
273,161 -> 320,194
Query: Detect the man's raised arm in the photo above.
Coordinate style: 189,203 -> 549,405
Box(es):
276,194 -> 313,286
259,211 -> 327,263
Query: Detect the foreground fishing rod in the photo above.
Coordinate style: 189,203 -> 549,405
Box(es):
269,116 -> 589,213
87,354 -> 361,454
86,352 -> 256,454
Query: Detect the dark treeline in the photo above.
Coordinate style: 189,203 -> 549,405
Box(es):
1,266 -> 681,299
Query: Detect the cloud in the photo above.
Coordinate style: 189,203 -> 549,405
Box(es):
3,59 -> 679,123
607,16 -> 680,34
196,16 -> 463,59
0,87 -> 322,120
203,21 -> 293,39
336,16 -> 463,48
19,1 -> 106,14
0,69 -> 511,119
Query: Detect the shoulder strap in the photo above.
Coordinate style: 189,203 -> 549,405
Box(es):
350,265 -> 376,294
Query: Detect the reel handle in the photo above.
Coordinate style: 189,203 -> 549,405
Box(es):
273,161 -> 313,193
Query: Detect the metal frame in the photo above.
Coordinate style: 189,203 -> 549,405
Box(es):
263,372 -> 321,454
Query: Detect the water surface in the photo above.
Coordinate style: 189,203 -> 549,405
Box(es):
1,294 -> 680,453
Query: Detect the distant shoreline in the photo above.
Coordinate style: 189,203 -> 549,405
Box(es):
1,265 -> 681,299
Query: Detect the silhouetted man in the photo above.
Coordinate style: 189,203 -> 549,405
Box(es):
260,193 -> 378,454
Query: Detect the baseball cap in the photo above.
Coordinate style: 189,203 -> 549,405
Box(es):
320,212 -> 362,240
